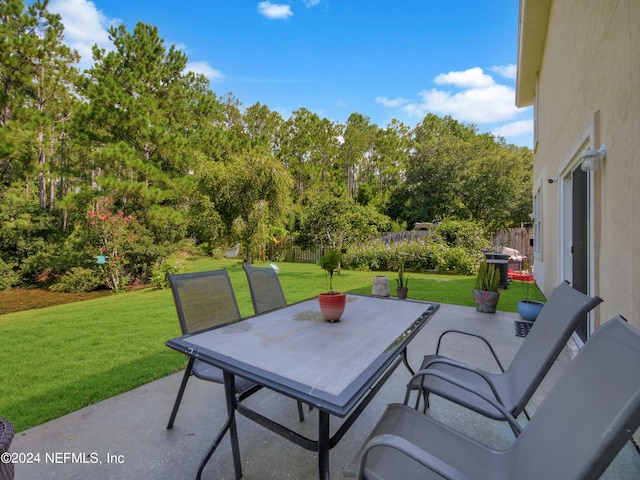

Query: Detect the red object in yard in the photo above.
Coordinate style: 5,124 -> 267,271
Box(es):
318,292 -> 346,322
508,268 -> 534,282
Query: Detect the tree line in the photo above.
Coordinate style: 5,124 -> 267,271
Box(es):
0,0 -> 533,291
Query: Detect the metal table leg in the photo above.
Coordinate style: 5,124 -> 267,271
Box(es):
224,372 -> 243,480
195,372 -> 242,480
318,411 -> 331,480
196,418 -> 232,480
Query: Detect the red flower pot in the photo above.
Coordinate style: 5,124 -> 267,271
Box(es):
318,292 -> 346,322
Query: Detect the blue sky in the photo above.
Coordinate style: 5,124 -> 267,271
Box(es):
48,0 -> 533,148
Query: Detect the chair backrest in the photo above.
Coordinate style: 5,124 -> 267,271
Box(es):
511,316 -> 640,480
505,281 -> 602,413
243,264 -> 287,314
168,269 -> 241,334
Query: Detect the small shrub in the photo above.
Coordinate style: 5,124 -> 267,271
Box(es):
149,256 -> 185,290
17,243 -> 54,284
434,219 -> 489,252
0,258 -> 19,290
440,247 -> 478,275
175,238 -> 203,256
49,267 -> 102,293
343,220 -> 487,275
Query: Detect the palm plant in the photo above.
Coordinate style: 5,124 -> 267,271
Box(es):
317,249 -> 341,293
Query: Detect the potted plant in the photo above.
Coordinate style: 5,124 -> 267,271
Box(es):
472,258 -> 501,313
317,249 -> 346,322
396,258 -> 409,299
517,279 -> 545,321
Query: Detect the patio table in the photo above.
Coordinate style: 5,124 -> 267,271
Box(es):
166,294 -> 439,480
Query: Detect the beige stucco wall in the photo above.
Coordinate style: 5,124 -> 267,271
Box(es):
533,0 -> 640,332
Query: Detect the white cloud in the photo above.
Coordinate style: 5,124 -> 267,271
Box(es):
434,67 -> 495,89
49,0 -> 117,69
186,61 -> 224,82
380,65 -> 532,145
406,84 -> 519,124
400,67 -> 522,124
492,119 -> 533,138
375,96 -> 408,108
258,2 -> 294,19
490,64 -> 517,80
303,0 -> 321,6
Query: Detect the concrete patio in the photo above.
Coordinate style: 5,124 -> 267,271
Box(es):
10,303 -> 640,479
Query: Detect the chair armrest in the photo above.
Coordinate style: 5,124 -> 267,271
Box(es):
415,357 -> 505,406
435,329 -> 506,372
406,368 -> 522,435
355,433 -> 474,480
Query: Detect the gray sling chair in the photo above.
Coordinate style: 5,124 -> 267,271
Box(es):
166,269 -> 304,429
407,280 -> 602,434
350,316 -> 640,480
242,263 -> 288,314
166,269 -> 259,429
242,263 -> 307,421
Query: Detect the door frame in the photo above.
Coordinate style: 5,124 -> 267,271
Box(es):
557,119 -> 598,345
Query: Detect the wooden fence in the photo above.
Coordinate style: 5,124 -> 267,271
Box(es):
490,227 -> 534,268
380,230 -> 429,244
267,238 -> 325,263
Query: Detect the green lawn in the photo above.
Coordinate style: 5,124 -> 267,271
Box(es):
0,258 -> 543,431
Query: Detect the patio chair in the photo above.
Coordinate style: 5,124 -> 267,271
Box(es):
0,417 -> 15,480
408,281 -> 602,433
349,316 -> 640,480
243,264 -> 287,314
242,263 -> 307,421
166,269 -> 261,429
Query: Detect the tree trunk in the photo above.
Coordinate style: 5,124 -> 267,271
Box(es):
38,172 -> 46,210
49,177 -> 55,212
38,119 -> 46,209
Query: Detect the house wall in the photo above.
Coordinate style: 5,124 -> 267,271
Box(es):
533,0 -> 640,331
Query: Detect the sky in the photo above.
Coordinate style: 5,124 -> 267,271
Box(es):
47,0 -> 533,148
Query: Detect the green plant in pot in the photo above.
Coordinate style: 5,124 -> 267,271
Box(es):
317,249 -> 346,322
517,279 -> 545,321
396,257 -> 409,299
473,258 -> 501,313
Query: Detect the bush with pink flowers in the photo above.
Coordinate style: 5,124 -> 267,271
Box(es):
86,197 -> 138,292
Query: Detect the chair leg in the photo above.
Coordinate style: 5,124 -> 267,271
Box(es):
297,400 -> 305,421
167,357 -> 195,429
422,391 -> 430,413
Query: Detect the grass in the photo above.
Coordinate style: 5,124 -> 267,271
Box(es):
0,258 -> 544,431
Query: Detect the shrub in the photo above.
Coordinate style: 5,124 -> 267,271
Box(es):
49,267 -> 102,293
16,240 -> 55,284
343,239 -> 448,272
149,256 -> 185,290
343,219 -> 488,275
433,219 -> 489,252
0,258 -> 19,290
86,197 -> 150,292
440,247 -> 478,275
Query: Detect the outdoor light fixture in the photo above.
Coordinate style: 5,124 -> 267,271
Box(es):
580,144 -> 607,172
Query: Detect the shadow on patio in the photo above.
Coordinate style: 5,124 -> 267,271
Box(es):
11,303 -> 640,479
